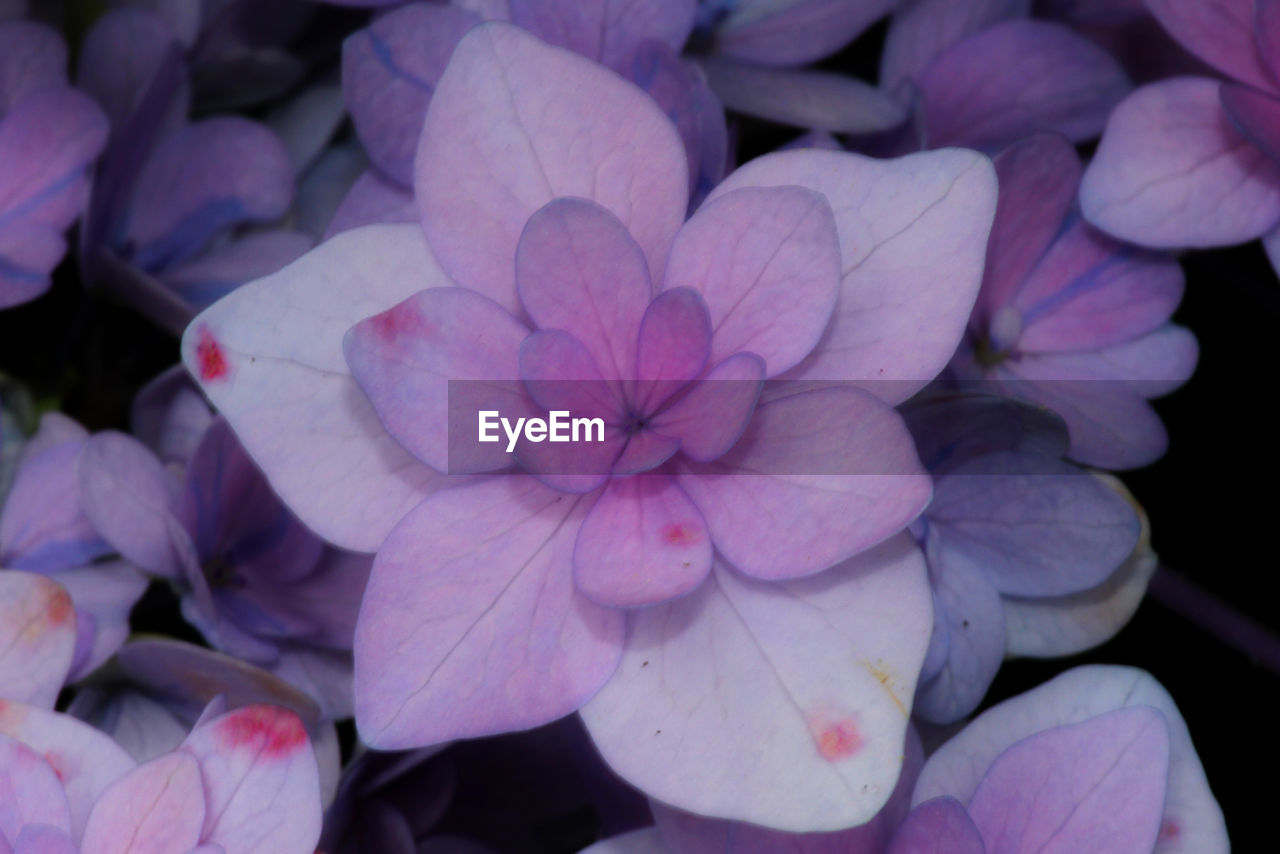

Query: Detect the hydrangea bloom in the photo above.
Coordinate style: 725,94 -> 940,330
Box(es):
78,8 -> 307,331
902,393 -> 1143,723
899,665 -> 1229,854
0,21 -> 108,308
183,22 -> 997,830
1081,0 -> 1280,248
948,133 -> 1197,469
76,372 -> 371,720
0,696 -> 322,854
0,414 -> 147,680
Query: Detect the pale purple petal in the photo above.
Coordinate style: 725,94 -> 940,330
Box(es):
345,287 -> 529,474
11,826 -> 76,854
699,58 -> 908,134
182,705 -> 322,854
1080,77 -> 1280,248
880,0 -> 1030,92
130,366 -> 214,468
634,287 -> 712,408
0,732 -> 72,840
666,186 -> 839,376
965,707 -> 1169,854
713,0 -> 895,66
911,665 -> 1228,854
42,562 -> 147,680
581,537 -> 931,831
180,225 -> 453,553
1146,0 -> 1273,88
342,3 -> 479,187
415,22 -> 688,314
79,752 -> 205,854
516,198 -> 652,381
677,388 -> 930,581
353,477 -> 624,748
709,148 -> 997,403
887,797 -> 985,854
123,119 -> 293,270
0,701 -> 137,839
648,352 -> 764,461
573,474 -> 711,607
78,432 -> 184,579
917,21 -> 1130,149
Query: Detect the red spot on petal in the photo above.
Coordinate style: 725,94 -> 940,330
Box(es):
660,522 -> 701,546
1159,817 -> 1181,842
370,300 -> 433,342
46,587 -> 73,627
807,712 -> 864,761
42,750 -> 67,781
215,705 -> 308,758
195,327 -> 230,381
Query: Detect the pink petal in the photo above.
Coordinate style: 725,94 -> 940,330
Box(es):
666,186 -> 839,376
581,537 -> 931,831
886,797 -> 985,854
708,148 -> 996,403
345,287 -> 529,473
80,753 -> 205,854
516,198 -> 652,382
912,665 -> 1228,854
975,133 -> 1081,332
677,388 -> 930,581
182,706 -> 321,854
966,707 -> 1169,854
0,733 -> 72,843
573,474 -> 712,607
353,477 -> 624,748
649,352 -> 764,462
181,225 -> 453,552
0,701 -> 137,840
415,22 -> 687,314
916,21 -> 1130,149
1146,0 -> 1274,89
714,0 -> 895,66
1220,80 -> 1280,162
634,287 -> 712,412
1080,77 -> 1280,248
0,573 -> 76,708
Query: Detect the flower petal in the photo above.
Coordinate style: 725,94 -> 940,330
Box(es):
353,477 -> 623,748
649,352 -> 764,462
709,148 -> 997,403
80,752 -> 206,854
713,0 -> 895,66
880,0 -> 1030,92
415,22 -> 687,313
0,732 -> 72,842
509,0 -> 696,68
1220,80 -> 1280,162
677,387 -> 930,581
886,797 -> 985,854
1080,77 -> 1280,248
581,536 -> 931,831
0,572 -> 76,707
1146,0 -> 1273,89
181,225 -> 452,552
666,186 -> 839,376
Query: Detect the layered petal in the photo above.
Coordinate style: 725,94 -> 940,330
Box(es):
354,477 -> 624,748
415,23 -> 688,313
0,732 -> 72,842
0,573 -> 76,707
79,752 -> 206,854
181,225 -> 453,552
581,537 -> 931,831
880,0 -> 1030,92
709,148 -> 997,403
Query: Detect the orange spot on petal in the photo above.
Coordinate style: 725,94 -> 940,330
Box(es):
195,327 -> 230,381
807,712 -> 864,761
215,705 -> 307,758
660,522 -> 702,546
47,588 -> 73,627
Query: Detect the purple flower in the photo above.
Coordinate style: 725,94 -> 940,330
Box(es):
0,696 -> 322,854
77,371 -> 371,720
0,414 -> 147,682
903,393 -> 1144,723
182,23 -> 998,830
949,134 -> 1197,469
895,665 -> 1229,854
0,21 -> 108,309
1081,0 -> 1280,248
